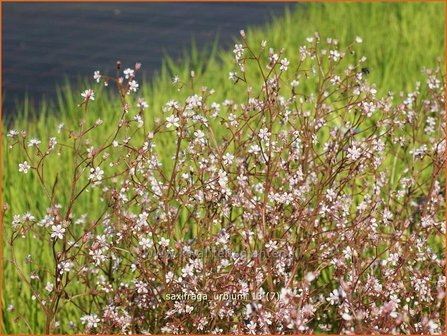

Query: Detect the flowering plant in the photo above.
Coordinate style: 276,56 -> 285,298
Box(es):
5,31 -> 445,334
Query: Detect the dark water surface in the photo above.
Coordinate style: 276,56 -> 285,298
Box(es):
3,3 -> 295,116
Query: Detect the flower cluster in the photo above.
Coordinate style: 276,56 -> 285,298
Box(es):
5,33 -> 445,334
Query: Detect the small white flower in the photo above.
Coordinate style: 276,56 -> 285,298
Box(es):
51,225 -> 65,240
220,259 -> 230,267
18,161 -> 31,174
233,43 -> 244,60
128,80 -> 139,93
330,75 -> 341,85
342,312 -> 352,321
166,115 -> 180,128
222,153 -> 234,165
347,144 -> 362,161
81,89 -> 95,101
246,320 -> 257,333
22,212 -> 35,222
182,264 -> 194,277
137,98 -> 149,110
28,138 -> 41,147
343,246 -> 354,259
327,289 -> 339,305
427,75 -> 441,89
166,271 -> 174,282
291,80 -> 299,87
48,137 -> 57,151
133,114 -> 144,128
228,71 -> 237,82
93,70 -> 101,83
7,129 -> 18,137
280,58 -> 289,72
38,215 -> 54,227
268,51 -> 279,65
305,272 -> 316,283
80,314 -> 100,329
329,50 -> 341,62
45,282 -> 54,293
89,167 -> 104,185
58,261 -> 73,274
194,129 -> 205,140
123,68 -> 135,79
355,36 -> 363,44
193,129 -> 206,145
258,128 -> 270,141
248,144 -> 261,154
139,237 -> 153,250
57,123 -> 64,134
134,280 -> 149,294
159,237 -> 170,248
186,94 -> 202,108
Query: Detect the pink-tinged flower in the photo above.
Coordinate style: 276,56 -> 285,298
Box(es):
137,98 -> 149,110
134,280 -> 149,294
18,161 -> 31,174
347,143 -> 362,160
81,89 -> 95,101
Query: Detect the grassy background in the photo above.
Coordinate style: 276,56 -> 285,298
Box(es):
2,2 -> 445,334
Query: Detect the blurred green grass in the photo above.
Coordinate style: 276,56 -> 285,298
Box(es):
2,2 -> 445,333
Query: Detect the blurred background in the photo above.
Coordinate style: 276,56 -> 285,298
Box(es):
2,3 -> 295,117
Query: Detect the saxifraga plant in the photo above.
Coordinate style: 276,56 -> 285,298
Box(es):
5,31 -> 445,334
